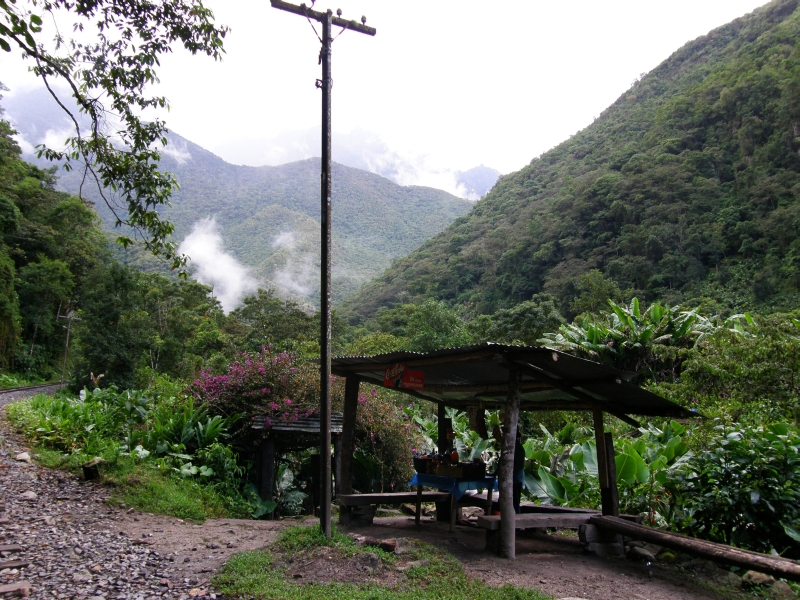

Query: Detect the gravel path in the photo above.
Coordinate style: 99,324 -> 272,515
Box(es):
0,389 -> 281,599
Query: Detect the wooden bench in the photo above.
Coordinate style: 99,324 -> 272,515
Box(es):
338,492 -> 450,525
479,512 -> 595,554
478,511 -> 645,554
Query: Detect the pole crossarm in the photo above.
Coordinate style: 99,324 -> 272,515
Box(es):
270,1 -> 377,35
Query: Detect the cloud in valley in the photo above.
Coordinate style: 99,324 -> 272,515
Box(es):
271,230 -> 312,297
178,218 -> 259,312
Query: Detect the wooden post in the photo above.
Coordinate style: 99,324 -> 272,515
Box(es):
340,376 -> 360,495
593,408 -> 617,516
269,0 -> 375,541
435,403 -> 450,522
604,432 -> 620,517
333,433 -> 342,499
260,435 -> 275,519
437,402 -> 448,453
499,369 -> 521,559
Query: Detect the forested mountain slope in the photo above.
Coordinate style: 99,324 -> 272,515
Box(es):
4,91 -> 471,305
341,0 -> 800,320
88,139 -> 470,304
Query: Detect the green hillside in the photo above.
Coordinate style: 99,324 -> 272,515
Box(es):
3,97 -> 471,306
86,141 -> 470,304
341,0 -> 800,321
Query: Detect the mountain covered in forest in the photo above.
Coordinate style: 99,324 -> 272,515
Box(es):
341,0 -> 800,321
4,92 -> 472,305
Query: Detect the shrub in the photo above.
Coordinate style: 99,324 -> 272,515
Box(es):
353,386 -> 421,493
669,422 -> 800,557
187,348 -> 344,436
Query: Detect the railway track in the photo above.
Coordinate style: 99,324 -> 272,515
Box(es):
0,383 -> 65,396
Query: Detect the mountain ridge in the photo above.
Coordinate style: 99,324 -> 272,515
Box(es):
2,94 -> 473,306
339,0 -> 800,321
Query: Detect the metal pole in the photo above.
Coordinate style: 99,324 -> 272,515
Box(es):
319,8 -> 333,539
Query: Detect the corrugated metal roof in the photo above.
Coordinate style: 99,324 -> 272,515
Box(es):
252,412 -> 343,433
331,343 -> 695,419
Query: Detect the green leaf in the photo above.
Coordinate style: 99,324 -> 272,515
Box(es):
523,472 -> 550,503
782,522 -> 800,543
538,466 -> 567,503
615,452 -> 638,485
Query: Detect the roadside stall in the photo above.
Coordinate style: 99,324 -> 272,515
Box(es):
331,343 -> 696,559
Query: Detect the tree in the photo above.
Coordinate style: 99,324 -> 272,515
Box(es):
0,0 -> 228,269
16,256 -> 73,373
485,294 -> 564,345
227,289 -> 317,354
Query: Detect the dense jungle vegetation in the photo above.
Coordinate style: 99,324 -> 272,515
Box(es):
340,0 -> 800,322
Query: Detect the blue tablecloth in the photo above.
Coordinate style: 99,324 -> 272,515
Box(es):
409,472 -> 497,501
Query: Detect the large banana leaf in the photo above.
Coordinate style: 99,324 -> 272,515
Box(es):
537,466 -> 568,503
615,446 -> 650,485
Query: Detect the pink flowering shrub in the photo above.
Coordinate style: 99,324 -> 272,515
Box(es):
353,386 -> 422,492
187,348 -> 344,432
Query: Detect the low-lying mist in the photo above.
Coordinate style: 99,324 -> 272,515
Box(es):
178,217 -> 259,313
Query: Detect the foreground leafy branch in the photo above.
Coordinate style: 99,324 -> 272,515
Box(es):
0,0 -> 229,270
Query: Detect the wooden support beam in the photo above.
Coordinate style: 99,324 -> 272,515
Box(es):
591,516 -> 800,582
499,369 -> 522,559
435,402 -> 451,522
437,402 -> 448,453
260,434 -> 275,518
333,434 -> 342,499
269,0 -> 377,35
604,431 -> 620,517
339,376 -> 360,495
593,408 -> 618,516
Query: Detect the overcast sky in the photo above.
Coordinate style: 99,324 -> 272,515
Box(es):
4,0 -> 768,176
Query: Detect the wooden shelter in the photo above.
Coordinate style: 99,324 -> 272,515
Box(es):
252,413 -> 344,514
331,343 -> 696,559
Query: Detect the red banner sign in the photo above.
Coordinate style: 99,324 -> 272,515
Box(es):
384,364 -> 425,390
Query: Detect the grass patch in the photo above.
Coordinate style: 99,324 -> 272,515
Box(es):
214,525 -> 553,600
103,459 -> 241,521
274,523 -> 361,554
22,443 -> 248,522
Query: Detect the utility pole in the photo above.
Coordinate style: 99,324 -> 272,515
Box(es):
57,310 -> 80,384
269,0 -> 375,539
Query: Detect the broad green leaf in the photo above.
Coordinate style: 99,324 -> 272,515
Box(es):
557,475 -> 579,498
538,466 -> 567,503
570,448 -> 585,471
782,522 -> 800,543
615,452 -> 637,485
581,441 -> 598,476
669,420 -> 686,436
523,472 -> 550,503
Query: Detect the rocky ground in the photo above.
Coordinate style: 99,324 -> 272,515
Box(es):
1,389 -> 796,600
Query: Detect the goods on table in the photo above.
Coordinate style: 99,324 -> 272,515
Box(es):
413,453 -> 486,478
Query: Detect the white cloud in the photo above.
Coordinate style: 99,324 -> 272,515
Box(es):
178,217 -> 259,313
12,133 -> 36,156
162,139 -> 192,165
